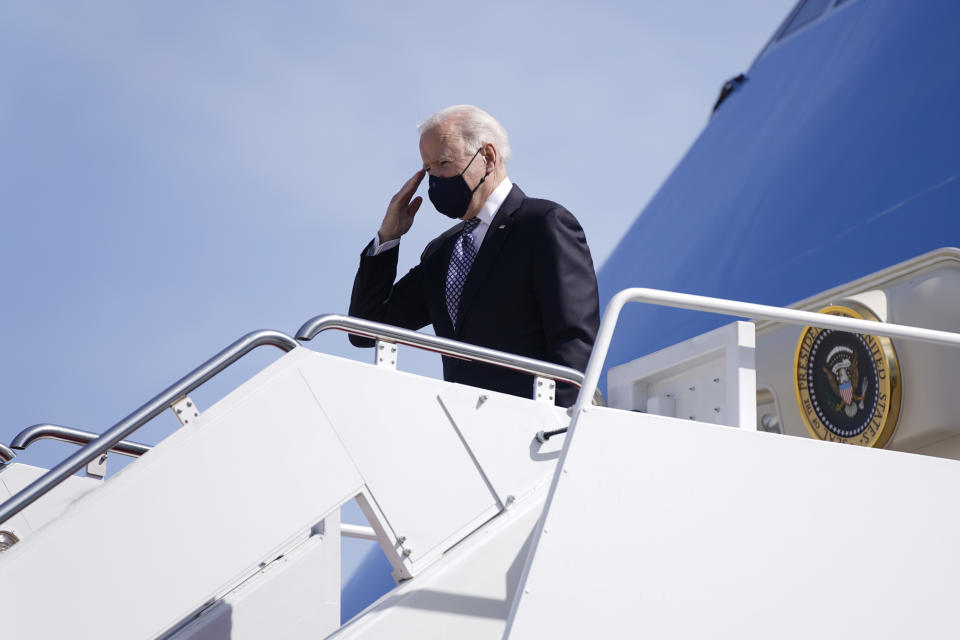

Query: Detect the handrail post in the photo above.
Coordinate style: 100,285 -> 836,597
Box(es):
568,290 -> 633,429
374,339 -> 398,370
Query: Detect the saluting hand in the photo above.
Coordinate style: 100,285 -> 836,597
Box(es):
378,169 -> 425,242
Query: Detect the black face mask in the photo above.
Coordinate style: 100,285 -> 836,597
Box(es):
427,148 -> 487,219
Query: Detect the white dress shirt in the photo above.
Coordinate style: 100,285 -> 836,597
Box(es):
369,176 -> 514,256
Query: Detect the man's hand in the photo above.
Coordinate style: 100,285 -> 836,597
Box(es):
378,169 -> 425,242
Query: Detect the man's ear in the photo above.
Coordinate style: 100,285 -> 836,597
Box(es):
482,143 -> 498,174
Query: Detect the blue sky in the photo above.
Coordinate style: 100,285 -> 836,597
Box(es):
0,0 -> 794,576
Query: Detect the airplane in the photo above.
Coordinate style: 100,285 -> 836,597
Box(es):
2,1 -> 960,637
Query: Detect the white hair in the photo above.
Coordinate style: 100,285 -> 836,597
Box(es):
417,105 -> 513,163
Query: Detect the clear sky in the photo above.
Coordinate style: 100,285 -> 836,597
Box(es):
0,0 -> 794,557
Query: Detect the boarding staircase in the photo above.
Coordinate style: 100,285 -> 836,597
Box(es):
3,289 -> 960,639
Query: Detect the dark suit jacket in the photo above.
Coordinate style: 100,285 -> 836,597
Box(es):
349,184 -> 599,407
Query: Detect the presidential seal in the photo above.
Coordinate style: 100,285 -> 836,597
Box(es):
794,304 -> 901,448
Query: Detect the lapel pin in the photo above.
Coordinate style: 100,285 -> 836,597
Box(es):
498,224 -> 506,229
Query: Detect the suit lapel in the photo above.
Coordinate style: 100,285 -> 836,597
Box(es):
455,185 -> 525,334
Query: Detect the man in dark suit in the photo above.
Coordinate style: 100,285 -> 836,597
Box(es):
349,105 -> 598,407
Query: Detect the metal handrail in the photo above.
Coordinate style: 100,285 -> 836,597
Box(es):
0,443 -> 14,466
569,287 -> 960,426
341,523 -> 378,541
0,330 -> 299,526
295,313 -> 605,405
11,424 -> 152,458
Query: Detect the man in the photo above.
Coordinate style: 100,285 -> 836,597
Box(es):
349,105 -> 599,407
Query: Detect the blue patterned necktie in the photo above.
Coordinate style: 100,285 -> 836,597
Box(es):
445,217 -> 482,328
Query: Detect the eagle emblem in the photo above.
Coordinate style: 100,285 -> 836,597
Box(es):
823,345 -> 868,418
794,304 -> 902,448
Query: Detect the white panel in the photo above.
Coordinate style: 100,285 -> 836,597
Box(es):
172,522 -> 340,640
0,462 -> 102,538
298,355 -> 499,574
645,394 -> 676,417
508,407 -> 960,639
0,349 -> 364,640
437,385 -> 565,506
608,321 -> 756,429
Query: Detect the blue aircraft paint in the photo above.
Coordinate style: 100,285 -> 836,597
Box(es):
598,0 -> 960,380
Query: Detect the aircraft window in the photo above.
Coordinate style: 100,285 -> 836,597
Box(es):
777,0 -> 833,41
753,0 -> 857,65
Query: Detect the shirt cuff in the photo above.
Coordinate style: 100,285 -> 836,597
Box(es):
369,233 -> 401,256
